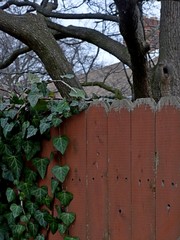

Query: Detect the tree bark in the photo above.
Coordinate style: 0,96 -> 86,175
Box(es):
114,0 -> 150,99
153,0 -> 180,98
0,10 -> 83,99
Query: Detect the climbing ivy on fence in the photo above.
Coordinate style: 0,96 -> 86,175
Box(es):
0,81 -> 86,240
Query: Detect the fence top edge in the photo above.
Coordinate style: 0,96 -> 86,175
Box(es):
85,96 -> 180,112
133,98 -> 156,111
88,100 -> 110,112
110,99 -> 133,111
157,96 -> 180,110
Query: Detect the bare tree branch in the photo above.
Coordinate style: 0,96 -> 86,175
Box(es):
0,46 -> 30,69
46,12 -> 118,22
86,47 -> 100,77
81,81 -> 123,99
0,0 -> 118,22
47,21 -> 131,67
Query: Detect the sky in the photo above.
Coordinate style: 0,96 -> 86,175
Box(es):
100,1 -> 161,66
59,1 -> 160,67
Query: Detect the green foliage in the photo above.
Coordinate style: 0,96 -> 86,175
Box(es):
56,191 -> 73,207
64,236 -> 80,240
32,158 -> 50,179
0,81 -> 83,239
69,87 -> 86,99
52,165 -> 70,183
53,136 -> 69,155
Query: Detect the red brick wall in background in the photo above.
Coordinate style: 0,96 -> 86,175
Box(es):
42,97 -> 180,240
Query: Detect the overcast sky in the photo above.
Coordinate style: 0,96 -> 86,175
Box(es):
101,1 -> 161,66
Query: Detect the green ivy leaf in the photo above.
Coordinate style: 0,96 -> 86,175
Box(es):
35,234 -> 45,240
3,122 -> 15,138
2,166 -> 14,181
39,120 -> 51,135
33,99 -> 48,112
27,125 -> 38,138
0,142 -> 12,156
52,165 -> 70,183
46,113 -> 55,121
11,133 -> 23,152
34,210 -> 47,228
0,103 -> 8,111
69,87 -> 86,99
51,179 -> 59,195
0,118 -> 8,128
70,100 -> 79,107
25,200 -> 38,215
13,224 -> 26,237
28,222 -> 39,238
53,136 -> 69,155
37,82 -> 50,97
50,221 -> 58,234
17,182 -> 32,199
52,118 -> 62,127
20,214 -> 31,223
56,191 -> 73,207
64,237 -> 80,240
6,155 -> 22,180
49,99 -> 70,114
5,109 -> 18,119
10,203 -> 23,218
28,73 -> 40,84
43,195 -> 52,208
5,212 -> 15,228
59,212 -> 76,227
32,157 -> 50,179
24,168 -> 37,183
43,212 -> 54,223
31,186 -> 48,203
58,224 -> 67,234
6,188 -> 16,202
22,140 -> 40,160
27,84 -> 43,107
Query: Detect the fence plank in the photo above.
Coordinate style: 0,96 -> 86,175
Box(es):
108,102 -> 131,240
131,101 -> 156,240
156,104 -> 180,240
61,111 -> 87,239
86,103 -> 108,239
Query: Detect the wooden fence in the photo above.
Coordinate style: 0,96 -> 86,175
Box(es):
41,97 -> 180,240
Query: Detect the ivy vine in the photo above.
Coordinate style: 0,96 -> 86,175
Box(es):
0,81 -> 86,240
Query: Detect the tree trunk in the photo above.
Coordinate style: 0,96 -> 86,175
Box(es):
153,0 -> 180,98
0,11 -> 83,99
114,0 -> 150,100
